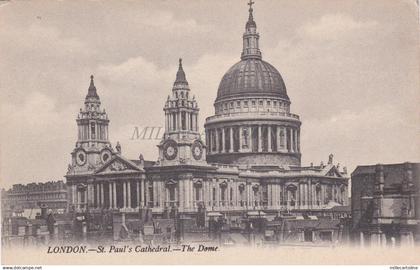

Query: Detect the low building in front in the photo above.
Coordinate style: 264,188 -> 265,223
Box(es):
1,180 -> 68,219
351,162 -> 420,247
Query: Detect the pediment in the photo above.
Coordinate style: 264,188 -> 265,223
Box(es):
324,166 -> 343,178
95,155 -> 142,174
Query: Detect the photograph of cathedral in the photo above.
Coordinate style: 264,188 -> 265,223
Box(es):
56,0 -> 353,246
1,0 -> 419,266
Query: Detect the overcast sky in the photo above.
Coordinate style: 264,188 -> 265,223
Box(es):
0,0 -> 419,189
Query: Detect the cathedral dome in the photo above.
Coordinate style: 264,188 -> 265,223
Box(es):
205,2 -> 301,167
216,59 -> 289,102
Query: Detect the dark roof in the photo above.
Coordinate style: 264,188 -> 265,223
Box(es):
329,205 -> 351,212
130,159 -> 155,168
285,219 -> 340,230
352,162 -> 420,189
216,59 -> 289,102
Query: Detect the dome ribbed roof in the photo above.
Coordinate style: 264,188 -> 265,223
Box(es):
216,59 -> 289,101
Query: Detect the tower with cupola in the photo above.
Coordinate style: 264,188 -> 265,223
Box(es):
158,59 -> 206,166
67,75 -> 115,175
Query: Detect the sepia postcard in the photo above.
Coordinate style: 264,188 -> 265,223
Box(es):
0,0 -> 419,267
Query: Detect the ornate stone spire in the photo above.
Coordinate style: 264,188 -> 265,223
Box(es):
174,58 -> 188,85
86,75 -> 100,100
241,0 -> 262,60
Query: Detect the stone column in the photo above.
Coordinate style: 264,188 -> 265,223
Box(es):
276,126 -> 280,152
100,183 -> 104,208
221,128 -> 225,153
230,127 -> 234,153
161,181 -> 166,209
108,182 -> 112,209
282,127 -> 287,150
96,183 -> 100,208
297,129 -> 300,152
268,125 -> 272,152
186,179 -> 190,209
76,189 -> 81,209
136,181 -> 140,208
290,128 -> 294,152
206,129 -> 211,154
196,114 -> 198,132
308,180 -> 312,208
258,125 -> 262,152
186,112 -> 190,131
128,181 -> 132,208
87,184 -> 92,207
248,183 -> 252,207
234,182 -> 238,207
165,113 -> 168,132
153,181 -> 158,207
90,183 -> 94,207
216,183 -> 220,207
71,185 -> 75,205
215,128 -> 219,153
203,180 -> 208,205
179,180 -> 184,209
71,185 -> 77,205
123,181 -> 127,208
249,126 -> 253,152
112,182 -> 116,208
239,126 -> 244,152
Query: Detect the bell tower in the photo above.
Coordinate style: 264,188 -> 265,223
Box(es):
158,59 -> 206,166
68,75 -> 114,175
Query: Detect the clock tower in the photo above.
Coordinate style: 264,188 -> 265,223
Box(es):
158,59 -> 206,166
68,75 -> 115,175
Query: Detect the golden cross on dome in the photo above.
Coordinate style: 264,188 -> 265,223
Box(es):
248,0 -> 254,9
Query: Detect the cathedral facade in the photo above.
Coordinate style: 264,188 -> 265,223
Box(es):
65,3 -> 349,231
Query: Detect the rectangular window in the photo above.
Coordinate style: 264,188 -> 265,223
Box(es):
181,112 -> 186,130
169,187 -> 175,201
91,122 -> 96,139
195,187 -> 200,201
172,114 -> 176,130
190,114 -> 193,131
